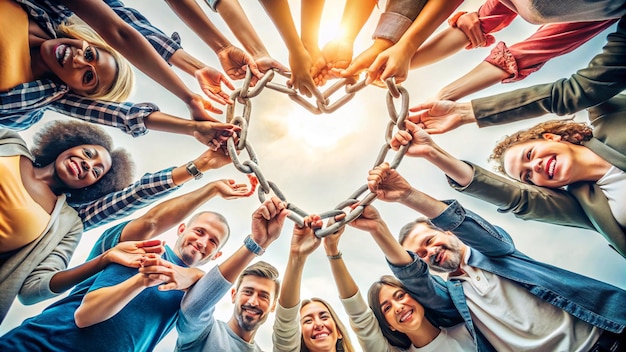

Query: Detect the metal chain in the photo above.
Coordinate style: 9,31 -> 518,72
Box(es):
224,69 -> 409,237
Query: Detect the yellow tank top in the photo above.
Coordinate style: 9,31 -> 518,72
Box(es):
0,155 -> 51,252
0,0 -> 34,91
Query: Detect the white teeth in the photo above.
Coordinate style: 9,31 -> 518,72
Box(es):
313,333 -> 329,339
546,158 -> 555,178
400,310 -> 412,322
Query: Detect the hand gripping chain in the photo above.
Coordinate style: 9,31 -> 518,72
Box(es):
224,69 -> 409,236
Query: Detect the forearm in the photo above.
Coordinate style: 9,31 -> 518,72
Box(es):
259,0 -> 306,55
369,224 -> 412,266
74,274 -> 144,328
215,0 -> 269,57
59,0 -> 194,103
395,0 -> 463,54
170,49 -> 208,77
437,61 -> 509,101
280,254 -> 306,308
326,254 -> 358,299
300,0 -> 324,51
165,0 -> 231,53
143,111 -> 196,136
336,0 -> 377,43
410,27 -> 470,69
49,252 -> 111,294
417,142 -> 475,187
218,245 -> 257,283
122,182 -> 220,241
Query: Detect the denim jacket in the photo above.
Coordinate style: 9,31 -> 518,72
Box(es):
389,200 -> 626,352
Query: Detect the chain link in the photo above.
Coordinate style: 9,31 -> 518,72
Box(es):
223,70 -> 410,237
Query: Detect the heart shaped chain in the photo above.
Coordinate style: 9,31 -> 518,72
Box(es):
224,69 -> 411,237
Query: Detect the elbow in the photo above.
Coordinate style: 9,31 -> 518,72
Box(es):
74,307 -> 91,328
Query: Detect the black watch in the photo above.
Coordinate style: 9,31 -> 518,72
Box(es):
185,161 -> 203,180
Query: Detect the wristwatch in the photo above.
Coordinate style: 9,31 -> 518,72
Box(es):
185,161 -> 203,180
244,234 -> 265,256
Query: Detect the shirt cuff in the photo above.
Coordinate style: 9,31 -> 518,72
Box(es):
373,12 -> 413,43
204,0 -> 220,12
124,102 -> 159,137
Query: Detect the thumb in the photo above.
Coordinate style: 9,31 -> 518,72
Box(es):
409,101 -> 435,112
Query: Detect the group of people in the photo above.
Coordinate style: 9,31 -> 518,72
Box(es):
0,0 -> 625,351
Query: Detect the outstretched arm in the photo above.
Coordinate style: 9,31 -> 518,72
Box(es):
49,240 -> 164,294
121,178 -> 251,242
367,0 -> 463,84
58,0 -> 215,121
258,0 -> 322,99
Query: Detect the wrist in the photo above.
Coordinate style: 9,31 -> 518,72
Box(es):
460,102 -> 477,124
326,251 -> 343,260
244,234 -> 266,256
185,161 -> 204,180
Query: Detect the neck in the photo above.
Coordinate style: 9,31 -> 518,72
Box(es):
573,145 -> 612,182
33,163 -> 63,194
406,318 -> 441,348
29,44 -> 50,80
227,316 -> 256,343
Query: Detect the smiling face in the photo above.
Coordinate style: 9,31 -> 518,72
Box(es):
300,300 -> 341,351
54,144 -> 112,189
231,275 -> 277,332
502,136 -> 577,188
174,213 -> 228,266
401,223 -> 465,274
40,38 -> 117,96
378,284 -> 427,334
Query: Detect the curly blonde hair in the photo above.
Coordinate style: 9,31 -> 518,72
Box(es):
489,119 -> 593,173
56,16 -> 134,102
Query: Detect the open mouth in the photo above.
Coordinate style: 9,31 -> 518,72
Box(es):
55,44 -> 71,67
68,160 -> 81,177
312,332 -> 329,340
546,156 -> 556,179
434,249 -> 444,266
399,309 -> 413,323
242,305 -> 262,316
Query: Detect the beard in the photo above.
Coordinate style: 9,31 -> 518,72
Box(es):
428,241 -> 462,274
235,304 -> 267,332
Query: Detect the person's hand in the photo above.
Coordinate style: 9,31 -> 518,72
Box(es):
367,41 -> 414,85
216,44 -> 262,81
210,179 -> 252,200
138,254 -> 204,291
104,239 -> 165,268
287,49 -> 324,100
348,205 -> 384,234
454,11 -> 493,49
192,121 -> 241,151
250,196 -> 289,249
390,120 -> 437,158
367,162 -> 412,202
290,215 -> 323,257
249,55 -> 290,86
187,94 -> 223,121
336,38 -> 393,81
312,38 -> 353,86
408,100 -> 475,134
322,214 -> 346,253
194,66 -> 235,105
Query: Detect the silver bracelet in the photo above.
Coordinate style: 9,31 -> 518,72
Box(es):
327,251 -> 342,260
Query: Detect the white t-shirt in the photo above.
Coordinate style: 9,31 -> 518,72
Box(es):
454,250 -> 601,352
411,323 -> 475,352
597,165 -> 626,227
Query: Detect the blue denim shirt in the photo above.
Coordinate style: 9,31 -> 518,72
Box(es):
389,200 -> 626,352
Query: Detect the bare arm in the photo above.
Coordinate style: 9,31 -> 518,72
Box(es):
120,179 -> 250,242
49,240 -> 163,294
437,61 -> 510,101
74,273 -> 145,328
322,226 -> 358,299
58,0 -> 212,120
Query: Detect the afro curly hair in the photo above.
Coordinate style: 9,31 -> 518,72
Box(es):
30,120 -> 135,204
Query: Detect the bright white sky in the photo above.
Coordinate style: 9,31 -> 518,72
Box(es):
3,1 -> 625,350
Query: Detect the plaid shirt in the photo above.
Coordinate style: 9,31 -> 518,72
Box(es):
7,0 -> 186,231
2,0 -> 185,136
